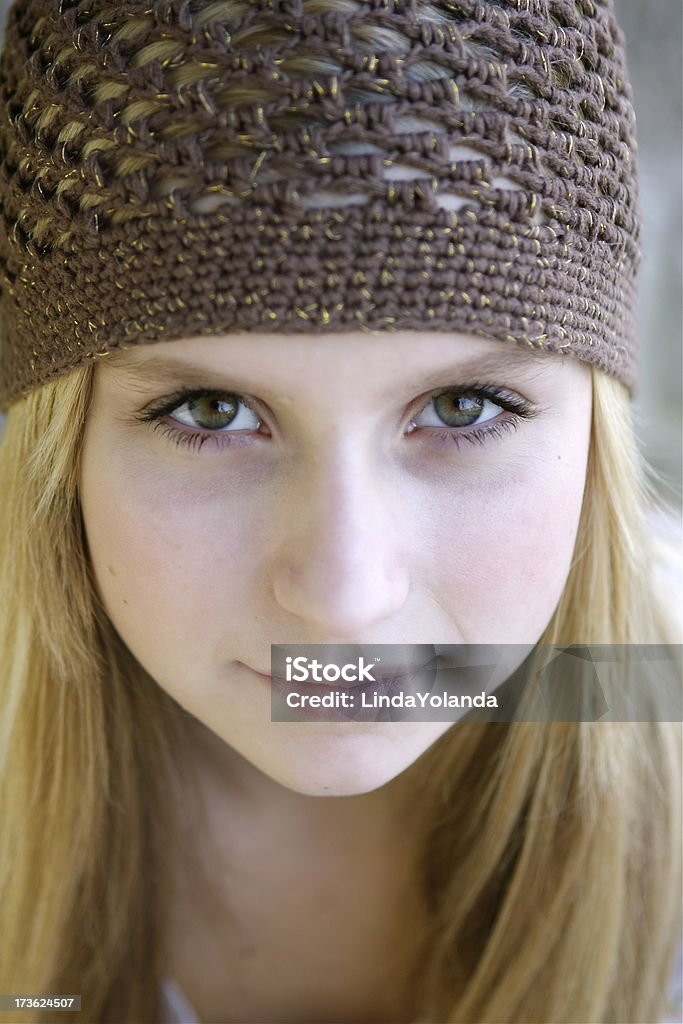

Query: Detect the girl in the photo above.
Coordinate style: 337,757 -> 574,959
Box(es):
0,0 -> 680,1021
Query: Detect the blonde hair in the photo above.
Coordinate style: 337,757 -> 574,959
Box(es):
0,357 -> 680,1024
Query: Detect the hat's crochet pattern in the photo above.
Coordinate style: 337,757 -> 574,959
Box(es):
0,0 -> 641,410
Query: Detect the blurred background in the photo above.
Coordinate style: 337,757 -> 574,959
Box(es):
0,0 -> 681,518
614,0 -> 682,522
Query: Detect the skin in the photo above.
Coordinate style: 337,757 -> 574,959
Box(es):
78,329 -> 592,1021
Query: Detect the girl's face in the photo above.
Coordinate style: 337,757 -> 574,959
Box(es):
79,331 -> 592,795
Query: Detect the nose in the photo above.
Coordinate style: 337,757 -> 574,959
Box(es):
270,450 -> 410,639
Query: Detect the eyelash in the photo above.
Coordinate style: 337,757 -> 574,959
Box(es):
133,383 -> 538,453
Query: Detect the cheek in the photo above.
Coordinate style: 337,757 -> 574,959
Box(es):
79,449 -> 259,673
425,452 -> 587,643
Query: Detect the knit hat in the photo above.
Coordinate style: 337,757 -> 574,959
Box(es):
0,0 -> 641,412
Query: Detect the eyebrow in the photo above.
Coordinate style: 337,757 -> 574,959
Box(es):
106,345 -> 554,396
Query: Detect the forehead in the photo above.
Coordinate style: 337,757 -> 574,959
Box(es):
101,330 -> 560,397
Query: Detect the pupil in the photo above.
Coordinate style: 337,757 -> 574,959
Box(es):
434,392 -> 484,427
188,394 -> 237,428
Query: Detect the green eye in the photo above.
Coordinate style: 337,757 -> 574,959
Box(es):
432,391 -> 488,428
181,394 -> 240,430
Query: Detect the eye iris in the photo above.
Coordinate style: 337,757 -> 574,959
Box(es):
187,394 -> 238,429
434,392 -> 484,427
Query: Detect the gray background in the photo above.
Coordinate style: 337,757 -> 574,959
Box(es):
614,0 -> 682,511
0,0 -> 680,512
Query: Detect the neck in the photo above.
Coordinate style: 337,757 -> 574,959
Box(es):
162,717 -> 432,1023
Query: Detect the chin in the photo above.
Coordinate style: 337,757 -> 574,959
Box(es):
269,772 -> 398,798
273,771 -> 395,798
243,724 -> 441,797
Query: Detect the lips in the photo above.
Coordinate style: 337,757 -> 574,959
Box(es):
365,654 -> 438,683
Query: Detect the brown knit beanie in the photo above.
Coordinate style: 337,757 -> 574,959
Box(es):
0,0 -> 641,412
